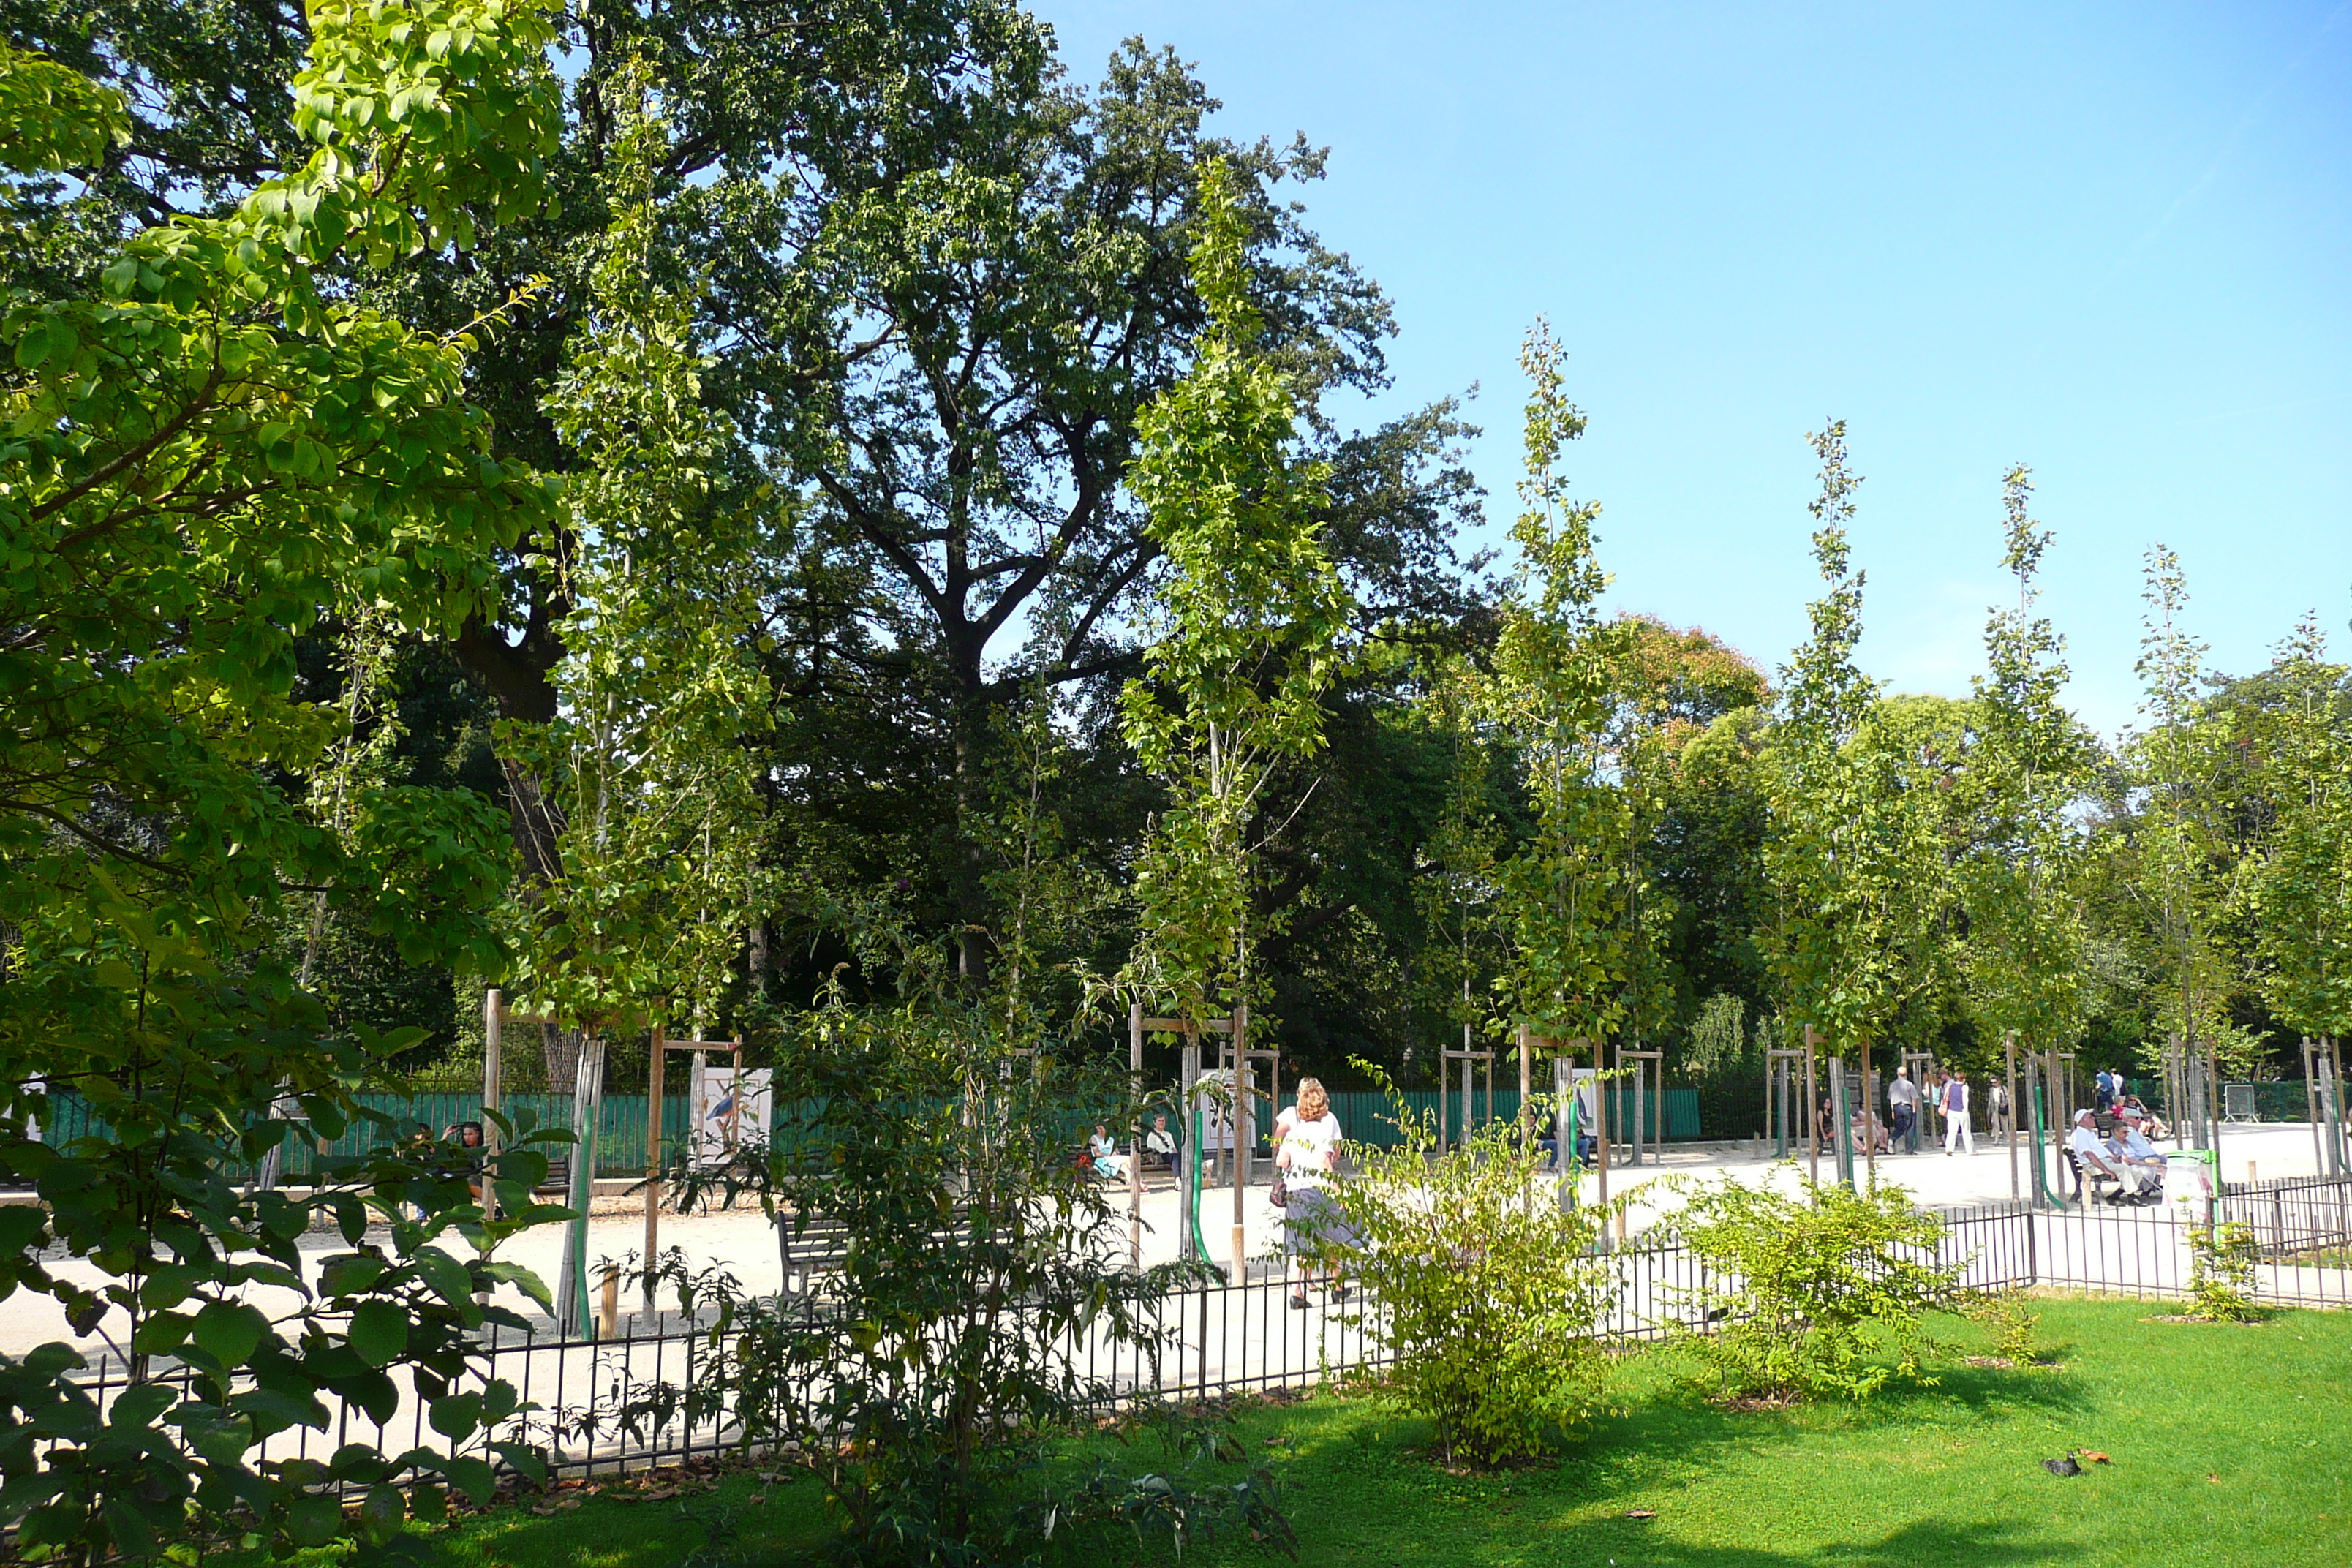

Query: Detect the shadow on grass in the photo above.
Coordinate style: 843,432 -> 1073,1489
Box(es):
386,1480 -> 834,1568
1550,1515 -> 2073,1568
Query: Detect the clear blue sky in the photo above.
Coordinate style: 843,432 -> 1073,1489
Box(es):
1036,0 -> 2352,737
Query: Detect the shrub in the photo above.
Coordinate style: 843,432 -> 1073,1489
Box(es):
1325,1074 -> 1621,1466
627,993 -> 1271,1568
1963,1289 -> 2046,1366
1667,1177 -> 1957,1403
2187,1219 -> 2263,1322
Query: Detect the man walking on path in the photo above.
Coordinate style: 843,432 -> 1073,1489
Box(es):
1888,1068 -> 1919,1153
1942,1070 -> 1975,1156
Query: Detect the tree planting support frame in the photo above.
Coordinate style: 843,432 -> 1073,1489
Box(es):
1144,1012 -> 1238,1276
2304,1036 -> 2346,1179
1803,1027 -> 1822,1190
2003,1032 -> 2021,1203
1616,1047 -> 1662,1168
1439,1044 -> 1495,1155
1899,1047 -> 1937,1156
1765,1047 -> 1806,1161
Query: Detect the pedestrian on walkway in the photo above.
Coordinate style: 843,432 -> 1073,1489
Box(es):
1275,1078 -> 1349,1310
1888,1068 -> 1919,1153
1942,1070 -> 1975,1156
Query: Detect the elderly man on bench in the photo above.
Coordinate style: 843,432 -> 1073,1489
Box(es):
2070,1109 -> 2155,1203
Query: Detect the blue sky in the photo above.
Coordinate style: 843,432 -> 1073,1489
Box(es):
1035,1 -> 2352,737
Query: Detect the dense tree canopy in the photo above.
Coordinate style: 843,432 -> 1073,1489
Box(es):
8,0 -> 2344,1117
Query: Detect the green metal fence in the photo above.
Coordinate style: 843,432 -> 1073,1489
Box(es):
34,1093 -> 697,1181
1322,1086 -> 1700,1148
32,1081 -> 1717,1180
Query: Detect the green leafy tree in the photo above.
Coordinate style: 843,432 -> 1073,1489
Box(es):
1760,424 -> 1948,1080
2242,614 -> 2352,1041
1961,467 -> 2095,1056
497,84 -> 766,1038
2117,546 -> 2246,1071
1485,323 -> 1633,1059
1120,158 -> 1352,1032
0,4 -> 568,1560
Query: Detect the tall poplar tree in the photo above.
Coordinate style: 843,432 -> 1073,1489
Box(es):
2121,546 -> 2241,1071
1485,324 -> 1632,1060
1120,159 -> 1352,1033
1962,466 -> 2095,1055
1761,424 -> 1947,1079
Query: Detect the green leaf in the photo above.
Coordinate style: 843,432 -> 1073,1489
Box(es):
189,1301 -> 269,1368
439,1454 -> 495,1505
347,1299 -> 408,1368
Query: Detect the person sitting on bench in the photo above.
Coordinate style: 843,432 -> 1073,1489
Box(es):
1086,1123 -> 1126,1180
2111,1110 -> 2166,1187
2070,1110 -> 2151,1202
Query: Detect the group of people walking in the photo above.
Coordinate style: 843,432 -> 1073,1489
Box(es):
1825,1066 -> 1997,1157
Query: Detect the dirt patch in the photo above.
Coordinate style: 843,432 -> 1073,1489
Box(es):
1713,1391 -> 1802,1412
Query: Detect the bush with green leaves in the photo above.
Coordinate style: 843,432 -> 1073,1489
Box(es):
630,992 -> 1263,1568
1962,1289 -> 2047,1367
0,1106 -> 572,1564
2187,1219 -> 2263,1322
1667,1177 -> 1957,1403
1326,1076 -> 1621,1466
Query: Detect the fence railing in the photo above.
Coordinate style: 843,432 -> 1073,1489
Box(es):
49,1177 -> 2352,1498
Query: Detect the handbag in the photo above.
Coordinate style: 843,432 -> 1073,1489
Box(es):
1269,1174 -> 1289,1208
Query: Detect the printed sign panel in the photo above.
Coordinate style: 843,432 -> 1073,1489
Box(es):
690,1065 -> 772,1166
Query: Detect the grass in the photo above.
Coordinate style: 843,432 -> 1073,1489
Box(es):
261,1296 -> 2349,1568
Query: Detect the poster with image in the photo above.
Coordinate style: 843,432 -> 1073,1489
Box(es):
691,1065 -> 772,1166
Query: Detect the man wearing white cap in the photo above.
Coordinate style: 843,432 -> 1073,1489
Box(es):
2070,1109 -> 2150,1200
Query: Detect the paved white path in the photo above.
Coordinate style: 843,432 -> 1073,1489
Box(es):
7,1123 -> 2330,1357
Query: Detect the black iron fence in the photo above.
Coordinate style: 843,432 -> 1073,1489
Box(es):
48,1177 -> 2352,1496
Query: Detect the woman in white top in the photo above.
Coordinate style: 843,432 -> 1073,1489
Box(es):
1275,1077 -> 1350,1309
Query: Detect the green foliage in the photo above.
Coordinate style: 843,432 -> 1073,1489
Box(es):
1329,1069 -> 1621,1465
0,5 -> 568,1559
638,992 -> 1219,1568
1684,992 -> 1749,1079
0,45 -> 129,174
1121,157 -> 1352,1026
1669,1177 -> 1958,1403
0,1105 -> 570,1564
1760,424 -> 1951,1064
498,81 -> 765,1032
2187,1220 -> 2263,1323
1483,323 -> 1634,1050
1961,467 -> 2095,1054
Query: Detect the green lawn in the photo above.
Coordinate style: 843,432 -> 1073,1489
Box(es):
293,1296 -> 2350,1568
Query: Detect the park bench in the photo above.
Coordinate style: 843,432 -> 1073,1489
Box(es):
2060,1147 -> 2125,1206
2061,1147 -> 2162,1207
